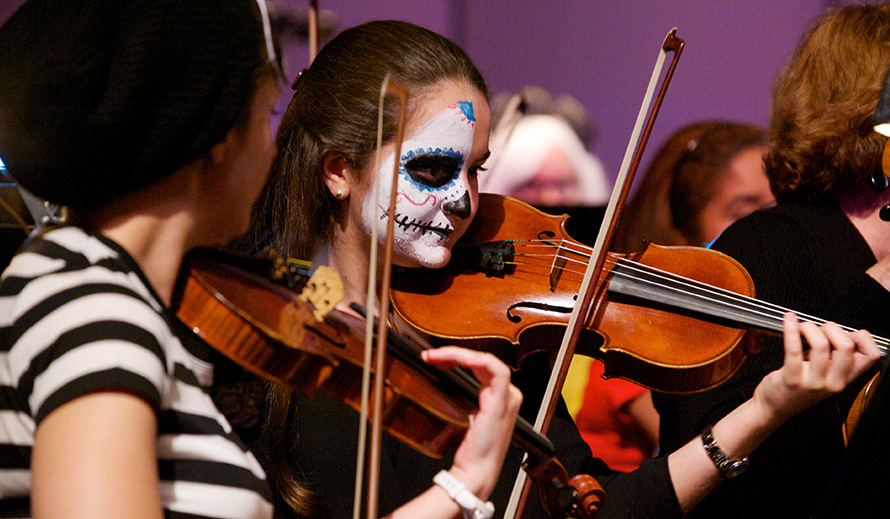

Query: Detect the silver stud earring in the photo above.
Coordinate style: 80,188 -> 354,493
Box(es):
335,189 -> 344,199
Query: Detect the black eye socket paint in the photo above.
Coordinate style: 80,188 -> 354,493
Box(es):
404,154 -> 461,188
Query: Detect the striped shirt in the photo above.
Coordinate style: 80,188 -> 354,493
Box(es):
0,227 -> 274,519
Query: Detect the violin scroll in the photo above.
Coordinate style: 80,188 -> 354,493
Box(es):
523,456 -> 604,519
568,475 -> 606,518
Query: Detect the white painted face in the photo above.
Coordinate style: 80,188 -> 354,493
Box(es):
362,91 -> 488,268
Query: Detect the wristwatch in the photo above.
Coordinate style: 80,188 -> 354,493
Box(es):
701,425 -> 749,478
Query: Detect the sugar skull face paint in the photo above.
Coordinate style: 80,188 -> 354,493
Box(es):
362,93 -> 487,269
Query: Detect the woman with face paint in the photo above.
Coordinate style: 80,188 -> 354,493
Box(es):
244,20 -> 880,519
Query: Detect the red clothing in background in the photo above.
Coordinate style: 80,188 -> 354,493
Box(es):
575,360 -> 653,472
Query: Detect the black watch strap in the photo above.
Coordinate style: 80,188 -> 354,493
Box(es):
701,425 -> 749,478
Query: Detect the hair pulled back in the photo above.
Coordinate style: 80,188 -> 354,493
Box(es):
248,21 -> 487,515
670,123 -> 767,243
613,121 -> 767,251
249,20 -> 487,260
766,3 -> 890,202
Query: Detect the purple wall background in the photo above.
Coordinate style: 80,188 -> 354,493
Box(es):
463,1 -> 824,186
1,0 -> 874,188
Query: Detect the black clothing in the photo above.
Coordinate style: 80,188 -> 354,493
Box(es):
653,202 -> 890,518
814,359 -> 890,518
235,217 -> 683,519
286,353 -> 680,519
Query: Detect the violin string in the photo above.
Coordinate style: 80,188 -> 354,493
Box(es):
511,241 -> 836,328
390,315 -> 483,390
606,259 -> 890,352
501,242 -> 890,351
310,263 -> 488,395
605,257 -> 828,327
626,261 -> 890,349
326,257 -> 489,391
554,253 -> 890,352
608,259 -> 798,325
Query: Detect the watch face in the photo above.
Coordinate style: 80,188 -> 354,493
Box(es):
722,460 -> 749,478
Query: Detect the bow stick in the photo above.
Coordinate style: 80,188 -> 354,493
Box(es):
308,0 -> 319,62
478,92 -> 526,192
503,28 -> 684,518
353,74 -> 410,519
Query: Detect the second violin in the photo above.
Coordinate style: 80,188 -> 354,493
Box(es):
391,194 -> 890,393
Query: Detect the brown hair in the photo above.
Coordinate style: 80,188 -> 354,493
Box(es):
670,123 -> 767,244
245,20 -> 488,261
766,3 -> 890,202
245,20 -> 487,515
613,121 -> 767,252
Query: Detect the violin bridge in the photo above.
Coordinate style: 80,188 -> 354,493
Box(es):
299,265 -> 344,321
550,252 -> 566,292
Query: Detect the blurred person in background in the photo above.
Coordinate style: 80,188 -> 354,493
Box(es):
613,120 -> 774,253
574,120 -> 774,472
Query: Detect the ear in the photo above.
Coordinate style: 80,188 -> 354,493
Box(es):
323,151 -> 354,200
193,125 -> 248,200
208,126 -> 240,168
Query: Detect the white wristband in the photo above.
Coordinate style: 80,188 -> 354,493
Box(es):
433,470 -> 495,519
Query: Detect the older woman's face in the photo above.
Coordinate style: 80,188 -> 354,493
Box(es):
360,82 -> 490,268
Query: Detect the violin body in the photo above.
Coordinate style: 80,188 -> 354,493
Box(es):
391,194 -> 760,394
844,372 -> 881,445
173,248 -> 475,458
172,247 -> 605,517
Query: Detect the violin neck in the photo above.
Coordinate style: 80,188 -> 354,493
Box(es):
348,302 -> 559,462
607,258 -> 890,355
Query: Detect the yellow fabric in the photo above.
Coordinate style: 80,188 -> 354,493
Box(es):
562,355 -> 594,419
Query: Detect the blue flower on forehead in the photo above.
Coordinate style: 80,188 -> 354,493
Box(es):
456,102 -> 475,124
399,147 -> 465,192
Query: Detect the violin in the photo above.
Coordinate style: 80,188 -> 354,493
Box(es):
391,193 -> 890,394
171,246 -> 605,518
844,372 -> 882,445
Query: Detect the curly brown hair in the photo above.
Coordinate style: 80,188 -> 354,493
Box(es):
766,3 -> 890,202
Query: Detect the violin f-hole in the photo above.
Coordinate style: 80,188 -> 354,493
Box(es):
506,301 -> 573,323
537,230 -> 559,248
